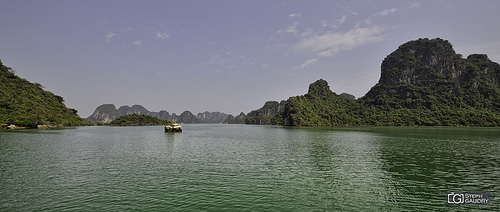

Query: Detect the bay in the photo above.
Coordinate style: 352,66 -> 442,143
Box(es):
1,125 -> 499,211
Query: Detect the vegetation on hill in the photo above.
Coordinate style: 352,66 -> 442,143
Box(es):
223,112 -> 246,124
360,38 -> 500,126
0,59 -> 90,128
277,79 -> 364,126
245,101 -> 285,125
108,114 -> 172,126
247,38 -> 500,127
197,111 -> 229,123
87,104 -> 226,124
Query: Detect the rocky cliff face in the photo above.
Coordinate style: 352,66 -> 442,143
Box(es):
378,38 -> 464,86
87,104 -> 155,123
86,104 -> 230,124
86,104 -> 121,123
248,38 -> 500,126
118,105 -> 151,116
306,79 -> 332,97
340,93 -> 356,100
244,79 -> 359,126
158,110 -> 171,120
361,38 -> 500,126
197,111 -> 229,123
179,111 -> 199,123
223,112 -> 246,124
245,101 -> 286,125
362,38 -> 500,116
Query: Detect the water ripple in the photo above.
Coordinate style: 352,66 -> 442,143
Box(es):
1,126 -> 499,211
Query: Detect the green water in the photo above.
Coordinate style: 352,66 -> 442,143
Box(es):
1,125 -> 499,211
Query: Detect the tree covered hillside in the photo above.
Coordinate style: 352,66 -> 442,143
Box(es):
361,38 -> 500,126
277,79 -> 363,126
0,59 -> 89,128
250,38 -> 500,127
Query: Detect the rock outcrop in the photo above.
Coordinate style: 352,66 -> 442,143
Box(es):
86,104 -> 121,123
245,101 -> 286,125
247,38 -> 500,126
223,112 -> 247,124
361,38 -> 500,126
280,79 -> 360,126
197,111 -> 229,123
340,93 -> 356,100
118,105 -> 150,116
179,111 -> 199,123
87,104 -> 230,124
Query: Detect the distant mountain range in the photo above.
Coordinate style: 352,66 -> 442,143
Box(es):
86,104 -> 230,124
89,38 -> 500,127
4,37 -> 498,128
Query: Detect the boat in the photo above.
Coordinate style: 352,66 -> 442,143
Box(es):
165,123 -> 182,132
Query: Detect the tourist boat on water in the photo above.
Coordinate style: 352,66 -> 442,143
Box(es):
165,123 -> 182,132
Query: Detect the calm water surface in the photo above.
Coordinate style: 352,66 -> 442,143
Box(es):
1,125 -> 499,211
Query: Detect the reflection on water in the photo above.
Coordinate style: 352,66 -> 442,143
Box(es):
164,131 -> 182,155
0,125 -> 499,211
296,130 -> 403,210
373,127 -> 500,210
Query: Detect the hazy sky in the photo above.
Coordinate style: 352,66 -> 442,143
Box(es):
1,0 -> 499,117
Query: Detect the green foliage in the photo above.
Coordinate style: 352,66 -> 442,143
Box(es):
245,101 -> 284,125
224,112 -> 246,124
108,114 -> 172,126
272,38 -> 500,127
359,38 -> 500,127
0,60 -> 91,128
178,111 -> 199,123
280,80 -> 363,126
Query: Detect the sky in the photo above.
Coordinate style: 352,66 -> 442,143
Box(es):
1,0 -> 500,117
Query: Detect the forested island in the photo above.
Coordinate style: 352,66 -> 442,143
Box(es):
245,38 -> 500,127
0,59 -> 90,129
2,38 -> 499,128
